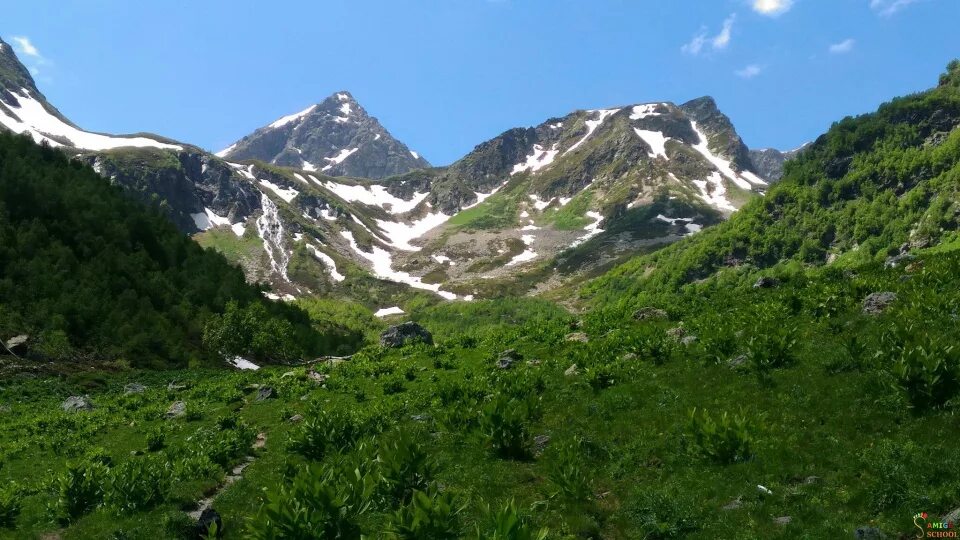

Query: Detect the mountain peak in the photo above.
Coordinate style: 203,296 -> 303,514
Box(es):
217,91 -> 429,179
0,36 -> 40,101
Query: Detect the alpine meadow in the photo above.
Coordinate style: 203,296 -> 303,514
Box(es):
1,2 -> 959,539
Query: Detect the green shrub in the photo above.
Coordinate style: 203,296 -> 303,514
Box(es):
385,490 -> 463,539
480,396 -> 538,460
188,420 -> 257,468
377,431 -> 436,504
0,483 -> 20,529
686,408 -> 755,464
624,488 -> 699,539
288,408 -> 381,461
105,456 -> 171,512
383,375 -> 407,395
746,324 -> 798,376
145,426 -> 166,452
247,461 -> 376,539
545,442 -> 591,501
55,461 -> 107,521
888,334 -> 959,410
586,364 -> 617,391
477,499 -> 548,540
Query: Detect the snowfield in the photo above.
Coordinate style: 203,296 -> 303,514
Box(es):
633,128 -> 671,159
321,180 -> 428,214
0,88 -> 182,151
340,230 -> 457,300
374,306 -> 405,317
259,179 -> 299,203
629,103 -> 662,120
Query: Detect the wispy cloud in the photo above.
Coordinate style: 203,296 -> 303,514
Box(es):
752,0 -> 794,17
10,36 -> 41,58
870,0 -> 923,16
8,36 -> 51,82
829,38 -> 856,54
736,64 -> 763,79
682,15 -> 736,55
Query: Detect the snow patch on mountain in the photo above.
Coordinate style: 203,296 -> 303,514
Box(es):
375,306 -> 405,317
571,211 -> 605,247
690,121 -> 766,190
259,179 -> 299,203
692,171 -> 737,212
376,212 -> 451,251
269,104 -> 317,129
306,244 -> 345,282
629,104 -> 662,120
215,143 -> 237,158
506,234 -> 538,267
512,144 -> 559,175
322,148 -> 359,171
633,129 -> 671,159
321,180 -> 429,214
340,230 -> 457,299
564,109 -> 620,155
0,88 -> 181,151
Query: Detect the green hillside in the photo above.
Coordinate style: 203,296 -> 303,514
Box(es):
584,61 -> 960,306
0,132 -> 338,368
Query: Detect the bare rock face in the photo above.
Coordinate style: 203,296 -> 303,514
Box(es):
380,322 -> 433,348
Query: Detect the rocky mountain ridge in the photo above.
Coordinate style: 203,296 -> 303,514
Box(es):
217,91 -> 430,179
0,36 -> 794,307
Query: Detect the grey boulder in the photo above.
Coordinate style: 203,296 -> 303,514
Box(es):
62,396 -> 93,412
862,292 -> 897,315
380,322 -> 433,348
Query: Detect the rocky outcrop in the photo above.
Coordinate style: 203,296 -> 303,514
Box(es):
863,292 -> 897,315
380,322 -> 433,348
80,150 -> 262,234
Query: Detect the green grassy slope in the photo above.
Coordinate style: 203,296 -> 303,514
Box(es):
584,61 -> 960,306
1,249 -> 958,538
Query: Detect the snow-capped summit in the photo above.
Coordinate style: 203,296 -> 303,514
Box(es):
217,91 -> 430,179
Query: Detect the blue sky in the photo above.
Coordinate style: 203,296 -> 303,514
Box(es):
4,0 -> 957,165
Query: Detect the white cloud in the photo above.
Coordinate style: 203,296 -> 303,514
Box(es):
7,36 -> 51,82
10,36 -> 41,58
736,64 -> 763,78
829,38 -> 856,54
682,15 -> 736,55
713,15 -> 736,49
752,0 -> 794,16
681,31 -> 708,55
870,0 -> 923,16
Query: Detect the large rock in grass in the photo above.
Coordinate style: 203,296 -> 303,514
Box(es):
194,508 -> 223,538
62,395 -> 93,412
633,307 -> 668,321
862,292 -> 897,315
165,401 -> 186,419
379,322 -> 433,348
